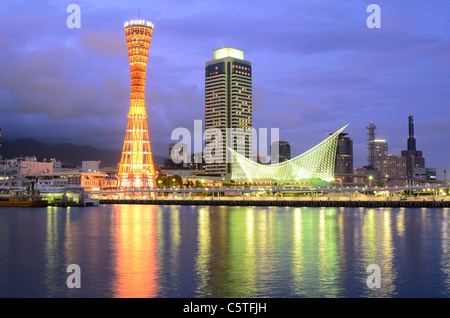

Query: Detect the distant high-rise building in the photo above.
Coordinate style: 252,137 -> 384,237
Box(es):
169,142 -> 186,162
270,140 -> 291,164
191,152 -> 205,170
204,47 -> 252,177
372,139 -> 388,171
380,155 -> 407,179
367,121 -> 376,168
407,114 -> 416,151
366,121 -> 388,170
51,158 -> 62,169
401,115 -> 425,177
256,153 -> 268,165
165,142 -> 188,168
332,133 -> 353,181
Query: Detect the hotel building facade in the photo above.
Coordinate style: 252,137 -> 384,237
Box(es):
204,47 -> 253,178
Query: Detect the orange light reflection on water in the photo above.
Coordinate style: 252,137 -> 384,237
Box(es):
113,205 -> 159,297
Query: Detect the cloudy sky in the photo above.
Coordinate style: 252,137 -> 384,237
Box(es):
0,0 -> 449,178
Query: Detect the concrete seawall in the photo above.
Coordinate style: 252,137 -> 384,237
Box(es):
99,199 -> 450,208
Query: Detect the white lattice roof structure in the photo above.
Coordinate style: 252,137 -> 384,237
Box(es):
230,124 -> 348,182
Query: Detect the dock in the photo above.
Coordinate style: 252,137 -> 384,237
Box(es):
99,198 -> 450,208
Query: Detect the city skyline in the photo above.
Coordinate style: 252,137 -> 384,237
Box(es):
0,1 -> 449,178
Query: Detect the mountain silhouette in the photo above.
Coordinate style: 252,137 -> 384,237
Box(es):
1,139 -> 166,168
1,139 -> 122,168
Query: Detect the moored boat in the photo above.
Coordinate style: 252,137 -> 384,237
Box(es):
0,189 -> 48,207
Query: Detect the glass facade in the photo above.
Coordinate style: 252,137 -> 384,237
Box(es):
205,63 -> 225,77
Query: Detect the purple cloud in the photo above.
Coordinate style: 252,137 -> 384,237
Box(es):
0,0 -> 448,177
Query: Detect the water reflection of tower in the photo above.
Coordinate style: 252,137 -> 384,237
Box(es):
114,205 -> 159,297
117,19 -> 156,189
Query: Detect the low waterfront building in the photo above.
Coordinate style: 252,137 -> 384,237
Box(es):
353,166 -> 381,186
414,167 -> 437,182
82,161 -> 100,173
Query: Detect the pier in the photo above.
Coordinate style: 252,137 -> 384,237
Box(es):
99,198 -> 450,208
94,184 -> 450,208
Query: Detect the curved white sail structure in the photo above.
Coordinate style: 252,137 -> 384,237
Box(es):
230,124 -> 348,182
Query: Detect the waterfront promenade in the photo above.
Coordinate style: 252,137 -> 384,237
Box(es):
99,198 -> 449,208
99,196 -> 450,208
94,184 -> 450,208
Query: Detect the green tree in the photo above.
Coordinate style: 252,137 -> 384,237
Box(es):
195,180 -> 203,188
171,175 -> 183,187
156,176 -> 168,188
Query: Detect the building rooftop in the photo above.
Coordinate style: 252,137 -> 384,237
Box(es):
124,19 -> 154,29
213,47 -> 244,60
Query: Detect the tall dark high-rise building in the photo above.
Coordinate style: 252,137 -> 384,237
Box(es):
191,152 -> 205,170
334,133 -> 353,181
407,115 -> 416,151
367,121 -> 377,167
401,115 -> 425,178
366,121 -> 388,170
270,140 -> 291,164
204,47 -> 252,177
372,139 -> 388,171
357,122 -> 392,184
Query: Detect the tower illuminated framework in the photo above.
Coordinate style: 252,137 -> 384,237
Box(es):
117,19 -> 156,189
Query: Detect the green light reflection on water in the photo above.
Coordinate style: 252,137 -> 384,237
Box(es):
5,204 -> 450,297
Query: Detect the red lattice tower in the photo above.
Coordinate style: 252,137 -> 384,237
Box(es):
117,19 -> 156,189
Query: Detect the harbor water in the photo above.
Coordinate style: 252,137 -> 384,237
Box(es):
0,205 -> 449,298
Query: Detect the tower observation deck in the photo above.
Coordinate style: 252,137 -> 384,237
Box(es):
117,19 -> 156,189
